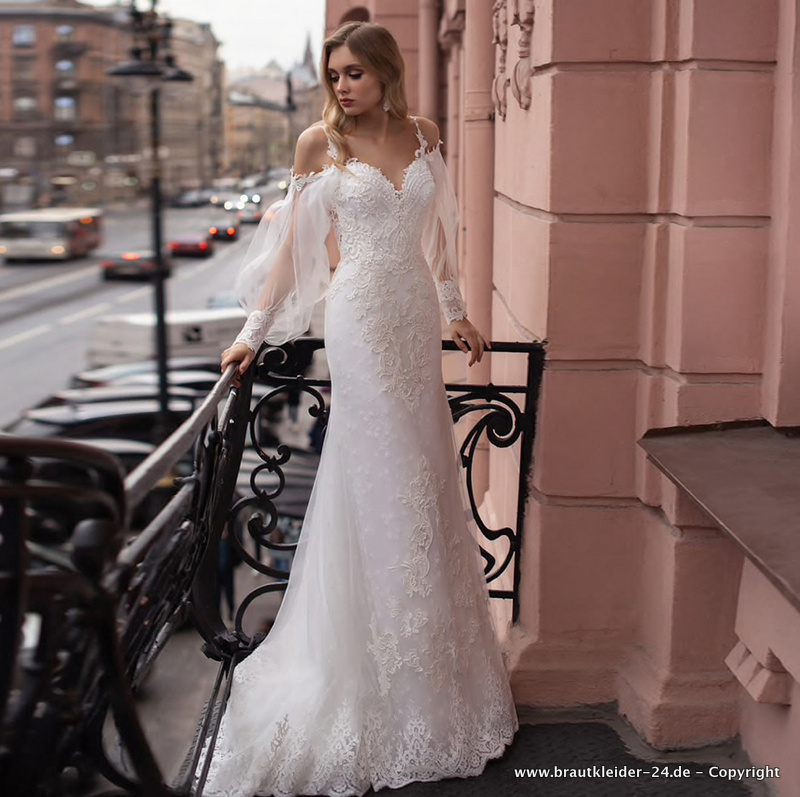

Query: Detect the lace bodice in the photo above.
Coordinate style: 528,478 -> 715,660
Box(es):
326,120 -> 434,270
331,158 -> 434,270
232,119 -> 468,352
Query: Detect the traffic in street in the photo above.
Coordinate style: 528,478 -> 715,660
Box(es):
0,202 -> 253,429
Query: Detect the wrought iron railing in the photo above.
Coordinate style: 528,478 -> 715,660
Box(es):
0,337 -> 544,796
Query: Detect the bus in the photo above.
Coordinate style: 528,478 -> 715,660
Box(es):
0,207 -> 103,261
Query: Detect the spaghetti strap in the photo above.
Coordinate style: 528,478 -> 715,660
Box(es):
411,116 -> 429,153
323,124 -> 339,161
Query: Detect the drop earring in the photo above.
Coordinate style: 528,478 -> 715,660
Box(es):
383,97 -> 390,113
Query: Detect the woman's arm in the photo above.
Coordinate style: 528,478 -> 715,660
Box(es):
222,127 -> 333,376
416,118 -> 490,367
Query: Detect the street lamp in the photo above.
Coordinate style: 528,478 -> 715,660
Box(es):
108,1 -> 193,432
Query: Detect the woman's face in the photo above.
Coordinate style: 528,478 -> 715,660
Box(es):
327,44 -> 383,116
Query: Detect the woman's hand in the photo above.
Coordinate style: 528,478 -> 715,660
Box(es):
448,318 -> 491,367
221,343 -> 256,380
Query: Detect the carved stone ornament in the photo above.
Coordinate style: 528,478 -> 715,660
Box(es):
492,0 -> 509,119
510,0 -> 534,111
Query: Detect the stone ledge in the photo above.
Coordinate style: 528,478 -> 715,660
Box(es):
638,422 -> 800,612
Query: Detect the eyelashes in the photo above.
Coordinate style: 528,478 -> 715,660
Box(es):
329,72 -> 363,83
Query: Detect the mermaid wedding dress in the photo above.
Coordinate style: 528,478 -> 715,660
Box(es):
204,121 -> 518,797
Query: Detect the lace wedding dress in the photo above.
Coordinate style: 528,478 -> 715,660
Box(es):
205,120 -> 518,797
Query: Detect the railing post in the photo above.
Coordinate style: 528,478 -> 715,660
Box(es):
512,345 -> 546,623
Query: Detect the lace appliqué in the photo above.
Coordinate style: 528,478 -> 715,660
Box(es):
233,309 -> 272,352
436,279 -> 467,324
290,166 -> 332,192
396,456 -> 442,598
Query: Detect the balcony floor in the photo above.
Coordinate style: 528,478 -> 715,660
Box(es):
121,615 -> 767,797
384,708 -> 764,796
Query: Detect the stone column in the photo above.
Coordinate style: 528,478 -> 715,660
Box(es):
418,0 -> 440,120
762,0 -> 800,427
462,0 -> 494,385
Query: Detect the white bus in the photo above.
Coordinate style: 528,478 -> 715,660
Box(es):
0,207 -> 103,261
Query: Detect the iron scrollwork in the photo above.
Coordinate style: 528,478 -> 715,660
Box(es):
448,386 -> 525,585
204,338 -> 544,658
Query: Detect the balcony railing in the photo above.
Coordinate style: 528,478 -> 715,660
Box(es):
51,41 -> 89,59
0,337 -> 545,796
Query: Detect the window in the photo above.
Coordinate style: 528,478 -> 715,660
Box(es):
56,25 -> 74,42
14,96 -> 38,118
54,134 -> 74,148
14,137 -> 36,157
14,56 -> 37,82
55,60 -> 75,77
13,26 -> 36,48
54,96 -> 76,121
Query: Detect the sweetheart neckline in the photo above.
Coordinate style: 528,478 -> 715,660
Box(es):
345,153 -> 426,196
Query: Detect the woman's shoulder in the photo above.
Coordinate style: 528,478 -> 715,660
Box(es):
410,116 -> 441,151
294,123 -> 332,176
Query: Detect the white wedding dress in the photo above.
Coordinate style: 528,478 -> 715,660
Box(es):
204,120 -> 518,797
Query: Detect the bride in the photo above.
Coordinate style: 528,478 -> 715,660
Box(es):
210,20 -> 518,797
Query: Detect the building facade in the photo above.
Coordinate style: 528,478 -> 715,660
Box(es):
0,0 -> 225,207
224,47 -> 323,181
325,2 -> 800,794
152,17 -> 224,195
0,0 -> 135,207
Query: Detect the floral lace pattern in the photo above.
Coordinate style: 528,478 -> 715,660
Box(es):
437,278 -> 468,323
233,309 -> 272,353
396,456 -> 441,597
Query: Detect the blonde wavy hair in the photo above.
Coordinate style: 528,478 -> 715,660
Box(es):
321,21 -> 409,167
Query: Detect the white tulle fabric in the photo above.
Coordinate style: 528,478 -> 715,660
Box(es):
206,122 -> 517,797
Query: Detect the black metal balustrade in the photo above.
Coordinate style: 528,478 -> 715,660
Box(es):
0,338 -> 544,796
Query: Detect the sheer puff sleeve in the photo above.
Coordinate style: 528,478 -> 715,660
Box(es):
233,169 -> 336,351
421,144 -> 468,324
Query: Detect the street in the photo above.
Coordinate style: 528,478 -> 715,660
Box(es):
0,202 -> 254,428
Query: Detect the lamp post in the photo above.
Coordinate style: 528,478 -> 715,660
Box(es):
108,1 -> 193,431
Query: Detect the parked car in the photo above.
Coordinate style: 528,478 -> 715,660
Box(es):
39,384 -> 201,407
170,189 -> 204,208
208,222 -> 239,242
101,250 -> 172,281
104,369 -> 225,393
168,233 -> 214,257
8,398 -> 196,443
236,202 -> 262,224
73,356 -> 222,388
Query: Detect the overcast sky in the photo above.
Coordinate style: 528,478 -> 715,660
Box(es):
87,0 -> 327,73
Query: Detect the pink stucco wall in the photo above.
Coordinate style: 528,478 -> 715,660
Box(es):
323,1 -> 799,793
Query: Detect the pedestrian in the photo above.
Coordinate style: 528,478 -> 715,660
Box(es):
211,21 -> 517,797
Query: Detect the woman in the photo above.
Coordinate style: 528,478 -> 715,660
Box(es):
209,21 -> 518,797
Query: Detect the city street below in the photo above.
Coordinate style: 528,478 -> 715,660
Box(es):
0,201 -> 251,428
